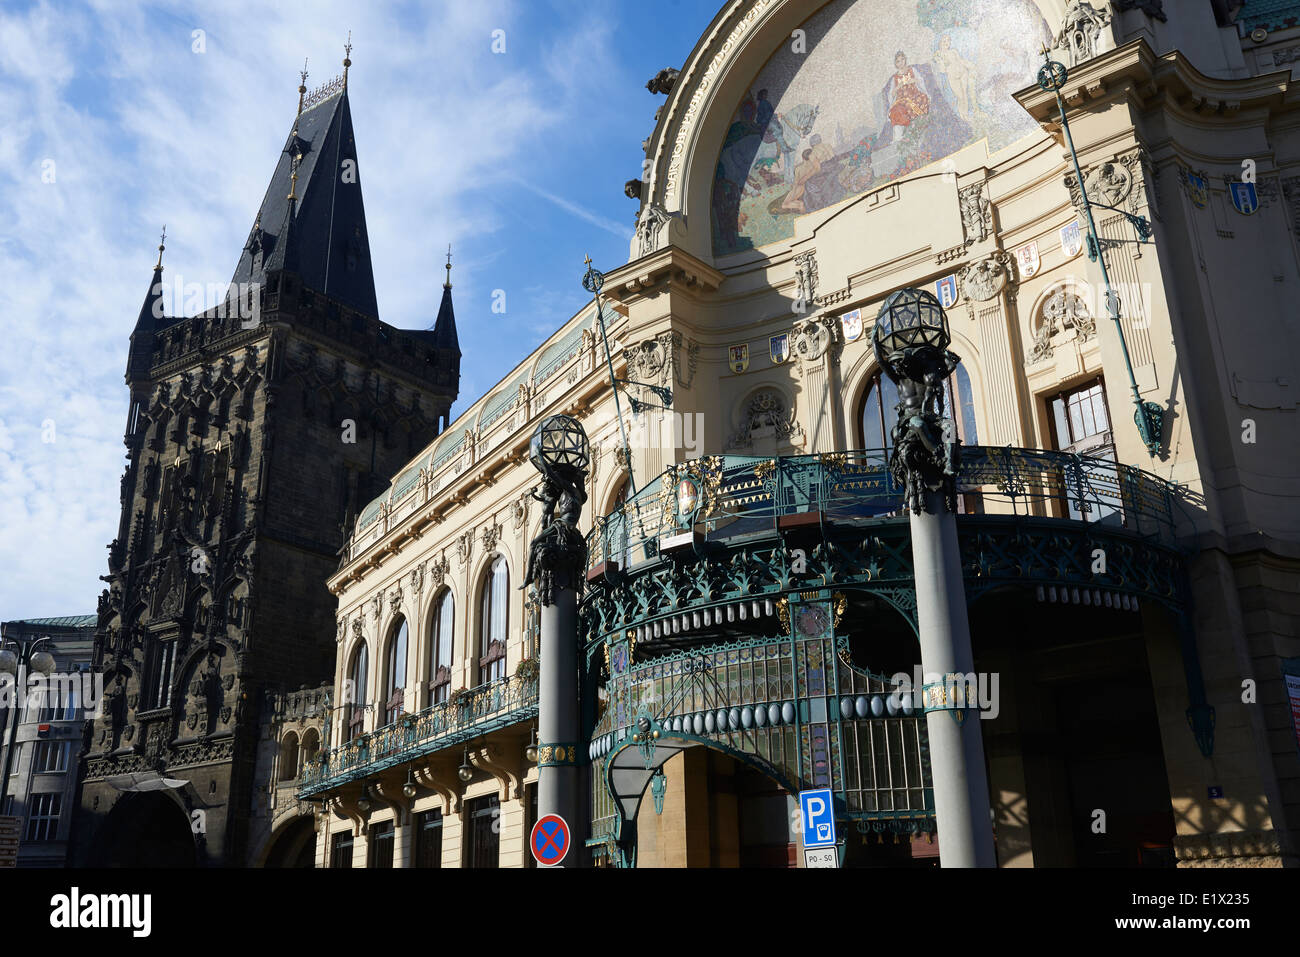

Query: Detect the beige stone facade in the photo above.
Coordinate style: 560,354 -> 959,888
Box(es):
295,1 -> 1300,868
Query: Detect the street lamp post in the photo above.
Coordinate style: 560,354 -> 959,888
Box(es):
0,635 -> 58,809
523,414 -> 591,866
873,287 -> 995,868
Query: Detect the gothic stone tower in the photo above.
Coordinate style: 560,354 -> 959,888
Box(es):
73,70 -> 460,866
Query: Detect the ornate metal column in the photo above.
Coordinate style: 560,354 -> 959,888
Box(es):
874,288 -> 995,868
524,414 -> 590,865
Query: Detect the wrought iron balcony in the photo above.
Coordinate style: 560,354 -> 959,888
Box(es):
580,445 -> 1204,657
587,446 -> 1194,575
297,673 -> 538,798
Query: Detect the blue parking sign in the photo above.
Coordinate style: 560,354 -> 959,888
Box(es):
799,788 -> 836,848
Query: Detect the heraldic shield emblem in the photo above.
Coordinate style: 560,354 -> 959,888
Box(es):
675,477 -> 699,522
1186,171 -> 1209,209
1015,241 -> 1040,279
769,333 -> 790,364
728,343 -> 749,373
1060,220 -> 1083,259
840,308 -> 863,342
1229,181 -> 1258,215
935,275 -> 958,308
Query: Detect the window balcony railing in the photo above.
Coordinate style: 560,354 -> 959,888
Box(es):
297,673 -> 538,797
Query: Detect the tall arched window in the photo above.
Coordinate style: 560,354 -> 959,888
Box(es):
429,590 -> 454,705
385,618 -> 408,724
279,732 -> 300,782
301,728 -> 320,766
479,556 -> 509,684
859,366 -> 978,450
347,642 -> 368,741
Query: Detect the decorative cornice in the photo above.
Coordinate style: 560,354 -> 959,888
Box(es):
598,245 -> 726,299
1015,39 -> 1293,138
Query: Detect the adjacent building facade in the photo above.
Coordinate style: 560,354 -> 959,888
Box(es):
0,615 -> 96,867
294,0 -> 1300,869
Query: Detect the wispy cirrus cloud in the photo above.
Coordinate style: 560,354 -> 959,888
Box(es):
0,0 -> 716,620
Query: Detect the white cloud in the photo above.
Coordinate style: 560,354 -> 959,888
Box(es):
0,0 -> 611,618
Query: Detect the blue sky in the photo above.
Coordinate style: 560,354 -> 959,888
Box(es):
0,0 -> 721,620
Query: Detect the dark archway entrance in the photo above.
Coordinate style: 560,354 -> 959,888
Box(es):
971,587 -> 1176,867
263,816 -> 317,868
629,748 -> 797,868
89,791 -> 198,868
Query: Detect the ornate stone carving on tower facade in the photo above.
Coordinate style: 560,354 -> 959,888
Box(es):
481,522 -> 503,552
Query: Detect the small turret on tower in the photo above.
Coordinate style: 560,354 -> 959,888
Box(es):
125,227 -> 167,383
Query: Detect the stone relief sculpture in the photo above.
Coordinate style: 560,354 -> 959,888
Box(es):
727,389 -> 805,450
791,316 -> 840,371
958,252 -> 1015,302
1028,285 -> 1096,364
1054,1 -> 1112,66
959,183 -> 993,244
636,203 -> 673,258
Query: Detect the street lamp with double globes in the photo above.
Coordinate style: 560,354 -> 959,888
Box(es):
1,634 -> 58,807
872,287 -> 995,868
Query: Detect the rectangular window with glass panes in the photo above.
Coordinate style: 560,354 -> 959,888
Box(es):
25,793 -> 62,842
32,740 -> 69,774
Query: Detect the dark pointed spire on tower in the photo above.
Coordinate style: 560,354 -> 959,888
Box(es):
126,227 -> 168,382
228,56 -> 377,317
431,244 -> 460,355
264,155 -> 302,275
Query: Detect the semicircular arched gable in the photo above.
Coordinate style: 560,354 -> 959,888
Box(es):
644,0 -> 1060,262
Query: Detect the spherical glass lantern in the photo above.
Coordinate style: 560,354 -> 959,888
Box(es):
528,414 -> 590,476
872,287 -> 950,368
0,648 -> 17,675
28,650 -> 56,675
